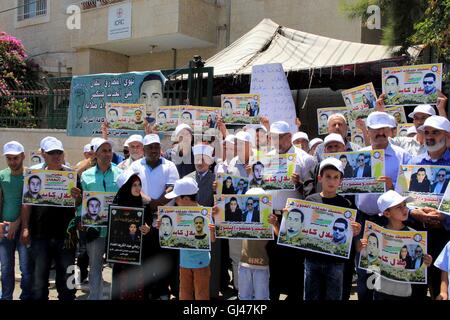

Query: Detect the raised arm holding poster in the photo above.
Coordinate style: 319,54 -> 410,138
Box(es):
106,205 -> 144,265
81,191 -> 116,227
316,106 -> 350,135
158,206 -> 212,251
250,153 -> 296,190
105,103 -> 145,134
221,94 -> 261,124
250,63 -> 297,132
67,71 -> 165,137
382,63 -> 442,105
22,169 -> 77,207
323,150 -> 386,194
215,194 -> 273,240
395,165 -> 450,209
277,199 -> 357,259
358,221 -> 428,284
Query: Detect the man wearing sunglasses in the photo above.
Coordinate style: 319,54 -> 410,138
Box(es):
422,73 -> 437,95
432,168 -> 449,194
353,154 -> 371,178
332,218 -> 349,245
412,245 -> 425,270
242,198 -> 259,223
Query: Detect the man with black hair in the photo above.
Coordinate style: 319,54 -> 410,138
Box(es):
332,218 -> 349,245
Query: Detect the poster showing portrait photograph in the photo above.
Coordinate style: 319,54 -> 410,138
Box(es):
382,63 -> 442,105
438,183 -> 450,216
397,123 -> 415,137
323,150 -> 386,194
154,106 -> 180,131
250,154 -> 296,190
396,165 -> 450,209
385,106 -> 407,126
158,206 -> 212,251
221,94 -> 261,124
342,83 -> 377,110
358,221 -> 428,284
215,194 -> 273,240
316,106 -> 350,135
105,103 -> 145,134
22,169 -> 77,207
350,128 -> 366,148
216,173 -> 251,196
67,71 -> 166,137
277,199 -> 357,259
81,191 -> 116,227
29,151 -> 44,167
106,205 -> 144,265
191,106 -> 219,131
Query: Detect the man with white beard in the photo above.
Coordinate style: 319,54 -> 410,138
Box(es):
117,135 -> 144,170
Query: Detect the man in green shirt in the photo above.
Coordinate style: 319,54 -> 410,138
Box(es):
0,141 -> 32,300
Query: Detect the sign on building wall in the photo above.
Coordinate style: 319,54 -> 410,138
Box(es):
108,1 -> 132,41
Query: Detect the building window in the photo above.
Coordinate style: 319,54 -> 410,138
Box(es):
17,0 -> 48,22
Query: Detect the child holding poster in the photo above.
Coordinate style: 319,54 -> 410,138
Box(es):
303,158 -> 361,300
358,190 -> 433,300
158,177 -> 215,300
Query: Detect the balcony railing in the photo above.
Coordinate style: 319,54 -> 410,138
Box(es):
79,0 -> 126,11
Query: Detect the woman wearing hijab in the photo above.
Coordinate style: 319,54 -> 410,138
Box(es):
222,176 -> 236,194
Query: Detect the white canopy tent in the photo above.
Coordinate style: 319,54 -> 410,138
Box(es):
205,19 -> 422,77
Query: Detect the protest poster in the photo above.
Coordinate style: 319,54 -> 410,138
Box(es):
382,63 -> 442,105
397,123 -> 415,137
106,206 -> 144,265
323,150 -> 386,194
221,94 -> 261,124
215,194 -> 273,240
250,154 -> 296,190
189,106 -> 220,131
22,169 -> 77,207
316,106 -> 350,135
385,106 -> 407,126
250,63 -> 297,132
277,199 -> 357,259
154,106 -> 180,131
81,191 -> 116,227
342,83 -> 377,110
158,206 -> 212,251
438,183 -> 450,216
67,71 -> 166,137
29,151 -> 44,167
395,165 -> 450,209
216,173 -> 251,196
105,103 -> 145,134
358,221 -> 428,284
350,128 -> 366,148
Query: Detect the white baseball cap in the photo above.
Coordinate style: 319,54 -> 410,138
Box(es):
292,132 -> 309,144
235,131 -> 252,144
39,136 -> 58,150
165,177 -> 199,199
270,121 -> 290,134
324,133 -> 345,146
245,187 -> 267,195
3,141 -> 25,155
143,134 -> 160,146
252,124 -> 268,133
224,134 -> 236,144
418,115 -> 450,133
43,139 -> 64,153
116,169 -> 140,188
91,138 -> 113,152
192,144 -> 214,158
309,138 -> 323,150
83,144 -> 92,153
408,104 -> 436,119
377,190 -> 413,214
125,134 -> 143,146
173,123 -> 193,137
366,112 -> 396,129
319,157 -> 344,175
406,126 -> 417,136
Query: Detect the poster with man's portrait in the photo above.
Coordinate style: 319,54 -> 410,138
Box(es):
29,151 -> 44,167
385,106 -> 407,126
215,194 -> 273,239
158,206 -> 212,251
323,150 -> 386,194
22,169 -> 77,207
350,128 -> 366,148
67,71 -> 166,136
154,106 -> 180,131
396,165 -> 450,209
216,173 -> 250,196
106,205 -> 144,265
437,182 -> 450,216
358,221 -> 428,284
221,94 -> 261,125
382,63 -> 442,105
342,83 -> 377,110
316,106 -> 350,135
251,154 -> 296,190
277,199 -> 356,259
397,123 -> 415,137
105,103 -> 145,134
81,191 -> 115,227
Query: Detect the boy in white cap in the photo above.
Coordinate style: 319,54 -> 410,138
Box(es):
308,138 -> 323,156
0,141 -> 32,300
118,134 -> 144,170
157,177 -> 215,300
303,157 -> 361,300
357,190 -> 432,300
292,131 -> 309,152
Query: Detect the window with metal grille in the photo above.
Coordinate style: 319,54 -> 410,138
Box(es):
17,0 -> 47,21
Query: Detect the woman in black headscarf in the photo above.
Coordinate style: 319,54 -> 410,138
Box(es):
222,176 -> 236,194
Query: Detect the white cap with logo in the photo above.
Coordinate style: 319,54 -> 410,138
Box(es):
309,138 -> 323,150
366,112 -> 396,129
192,144 -> 214,158
319,157 -> 344,175
235,131 -> 253,144
143,134 -> 161,146
83,144 -> 92,153
377,190 -> 413,214
324,133 -> 345,146
91,138 -> 113,152
406,126 -> 417,136
292,132 -> 309,144
125,134 -> 144,146
270,121 -> 290,134
418,115 -> 450,133
408,104 -> 436,119
40,136 -> 58,150
3,141 -> 25,155
165,177 -> 199,199
43,139 -> 64,152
